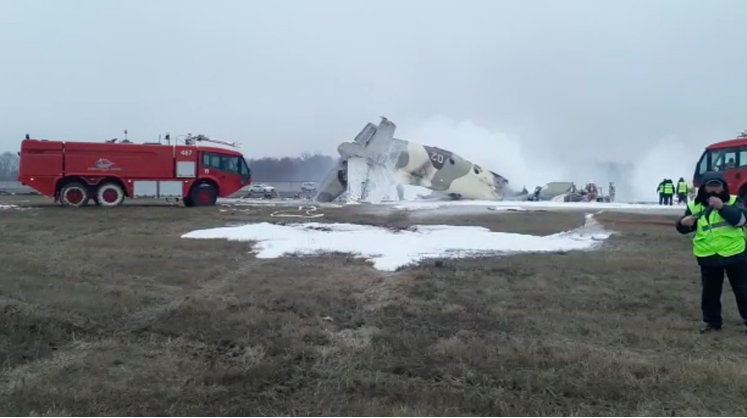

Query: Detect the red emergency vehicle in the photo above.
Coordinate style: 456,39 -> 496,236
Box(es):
17,133 -> 251,207
693,131 -> 747,197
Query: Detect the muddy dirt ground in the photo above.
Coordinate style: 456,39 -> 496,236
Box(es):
1,196 -> 745,416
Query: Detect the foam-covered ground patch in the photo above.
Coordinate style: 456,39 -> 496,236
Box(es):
182,215 -> 610,271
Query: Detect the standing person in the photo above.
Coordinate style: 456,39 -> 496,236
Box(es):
608,181 -> 616,202
658,179 -> 666,205
585,180 -> 598,202
677,177 -> 689,204
662,179 -> 675,205
675,171 -> 747,333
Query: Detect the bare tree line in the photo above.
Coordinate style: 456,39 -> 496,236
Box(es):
0,151 -> 337,182
247,152 -> 337,182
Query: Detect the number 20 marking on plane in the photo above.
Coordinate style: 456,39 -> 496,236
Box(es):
180,150 -> 193,156
430,151 -> 444,164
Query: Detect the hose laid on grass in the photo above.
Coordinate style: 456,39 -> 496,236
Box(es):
270,205 -> 325,219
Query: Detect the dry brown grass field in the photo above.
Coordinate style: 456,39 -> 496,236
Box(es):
1,196 -> 746,416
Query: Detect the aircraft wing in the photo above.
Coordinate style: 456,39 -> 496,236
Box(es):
313,159 -> 347,202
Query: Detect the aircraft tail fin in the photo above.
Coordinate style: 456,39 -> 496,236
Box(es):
353,122 -> 377,145
365,117 -> 396,163
313,117 -> 400,203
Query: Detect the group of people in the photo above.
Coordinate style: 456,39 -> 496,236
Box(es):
657,177 -> 694,205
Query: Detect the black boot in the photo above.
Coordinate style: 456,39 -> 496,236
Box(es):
700,324 -> 722,334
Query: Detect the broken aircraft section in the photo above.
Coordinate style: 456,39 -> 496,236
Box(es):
313,117 -> 509,203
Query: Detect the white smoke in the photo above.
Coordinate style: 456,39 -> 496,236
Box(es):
397,115 -> 698,203
626,136 -> 696,201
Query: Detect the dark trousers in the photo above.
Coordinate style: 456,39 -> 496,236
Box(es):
700,262 -> 747,327
678,193 -> 688,204
662,194 -> 673,205
659,193 -> 665,205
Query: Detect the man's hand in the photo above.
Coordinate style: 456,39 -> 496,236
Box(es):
680,215 -> 697,227
708,196 -> 724,209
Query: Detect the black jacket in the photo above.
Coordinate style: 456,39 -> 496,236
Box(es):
675,171 -> 747,266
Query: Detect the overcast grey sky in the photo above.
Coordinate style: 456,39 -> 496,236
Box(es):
2,0 -> 747,198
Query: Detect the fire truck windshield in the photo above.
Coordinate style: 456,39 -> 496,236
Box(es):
693,147 -> 747,189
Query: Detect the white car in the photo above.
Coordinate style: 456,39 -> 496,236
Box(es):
247,184 -> 275,194
301,181 -> 317,192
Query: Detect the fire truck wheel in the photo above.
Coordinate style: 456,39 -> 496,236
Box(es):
189,183 -> 218,206
96,183 -> 125,206
59,182 -> 90,207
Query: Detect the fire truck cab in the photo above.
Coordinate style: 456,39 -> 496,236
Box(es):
17,133 -> 252,207
693,130 -> 747,198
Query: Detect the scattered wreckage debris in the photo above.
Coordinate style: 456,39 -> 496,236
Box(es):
512,181 -> 615,203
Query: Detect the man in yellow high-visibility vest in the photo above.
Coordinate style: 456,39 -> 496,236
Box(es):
657,179 -> 666,205
677,177 -> 689,204
676,171 -> 747,334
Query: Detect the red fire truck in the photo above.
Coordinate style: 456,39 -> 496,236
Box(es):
17,133 -> 252,207
692,131 -> 747,197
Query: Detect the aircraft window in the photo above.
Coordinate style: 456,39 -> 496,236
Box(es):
449,158 -> 455,165
474,165 -> 482,175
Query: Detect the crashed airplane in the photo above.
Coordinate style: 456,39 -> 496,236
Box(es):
313,117 -> 509,203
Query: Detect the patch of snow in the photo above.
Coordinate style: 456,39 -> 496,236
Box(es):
0,204 -> 19,210
217,198 -> 343,209
182,217 -> 611,271
401,185 -> 433,201
550,194 -> 568,202
486,206 -> 528,212
390,199 -> 685,213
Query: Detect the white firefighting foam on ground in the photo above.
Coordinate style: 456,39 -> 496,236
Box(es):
182,214 -> 611,271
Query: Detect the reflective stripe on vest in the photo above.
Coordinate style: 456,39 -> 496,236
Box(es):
687,195 -> 746,258
677,181 -> 688,194
663,183 -> 674,194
